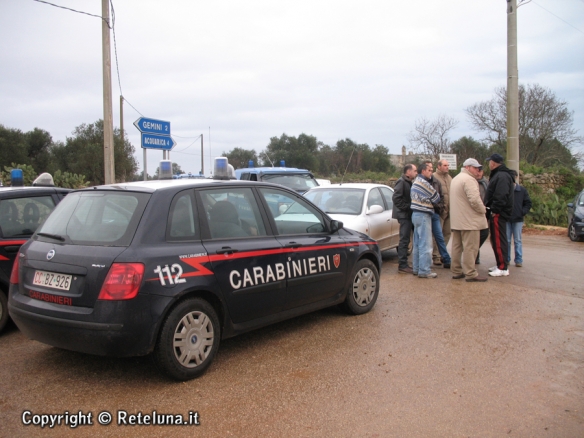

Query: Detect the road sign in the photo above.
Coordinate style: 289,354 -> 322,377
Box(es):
134,117 -> 171,136
439,153 -> 457,169
141,133 -> 176,150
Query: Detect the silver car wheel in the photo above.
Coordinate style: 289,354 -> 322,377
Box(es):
352,266 -> 377,306
173,311 -> 214,368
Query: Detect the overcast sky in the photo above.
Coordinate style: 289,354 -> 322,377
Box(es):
1,0 -> 583,176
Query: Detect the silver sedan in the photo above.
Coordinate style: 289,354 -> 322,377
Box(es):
305,183 -> 399,252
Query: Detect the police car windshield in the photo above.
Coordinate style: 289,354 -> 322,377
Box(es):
304,188 -> 365,216
36,191 -> 150,246
261,174 -> 318,191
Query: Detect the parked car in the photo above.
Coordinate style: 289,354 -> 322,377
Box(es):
0,185 -> 70,332
9,163 -> 381,380
235,162 -> 319,194
304,183 -> 399,252
567,189 -> 584,242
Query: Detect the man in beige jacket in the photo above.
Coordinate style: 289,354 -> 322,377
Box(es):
450,158 -> 488,282
432,159 -> 452,265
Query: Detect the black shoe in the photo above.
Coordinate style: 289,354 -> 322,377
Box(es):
398,267 -> 414,274
443,263 -> 451,269
452,274 -> 465,279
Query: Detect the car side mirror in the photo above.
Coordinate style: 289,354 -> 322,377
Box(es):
367,205 -> 384,215
567,203 -> 574,208
330,220 -> 343,233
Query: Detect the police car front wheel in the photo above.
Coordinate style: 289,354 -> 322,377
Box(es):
154,298 -> 221,381
342,259 -> 379,315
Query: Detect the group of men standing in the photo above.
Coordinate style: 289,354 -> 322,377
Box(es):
392,153 -> 531,282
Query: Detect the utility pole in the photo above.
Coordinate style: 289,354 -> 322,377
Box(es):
102,0 -> 115,184
201,134 -> 204,175
506,0 -> 520,178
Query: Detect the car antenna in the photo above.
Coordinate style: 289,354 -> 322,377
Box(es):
264,153 -> 275,167
340,143 -> 357,185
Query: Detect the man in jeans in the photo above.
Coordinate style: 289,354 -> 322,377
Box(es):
432,159 -> 452,266
410,161 -> 440,278
430,175 -> 451,269
392,164 -> 417,274
506,170 -> 532,267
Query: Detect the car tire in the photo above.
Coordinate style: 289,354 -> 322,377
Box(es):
569,221 -> 583,242
154,298 -> 220,381
0,290 -> 8,332
342,259 -> 379,315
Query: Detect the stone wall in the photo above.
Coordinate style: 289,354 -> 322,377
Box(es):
521,173 -> 566,194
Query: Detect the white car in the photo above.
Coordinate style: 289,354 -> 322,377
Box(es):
304,183 -> 399,252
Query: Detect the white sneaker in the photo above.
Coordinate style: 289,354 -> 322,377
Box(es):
489,268 -> 509,277
488,265 -> 498,272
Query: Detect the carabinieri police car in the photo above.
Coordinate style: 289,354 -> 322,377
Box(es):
9,159 -> 382,380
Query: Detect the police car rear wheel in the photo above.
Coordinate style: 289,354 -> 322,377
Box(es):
154,298 -> 220,381
342,259 -> 379,315
0,291 -> 8,332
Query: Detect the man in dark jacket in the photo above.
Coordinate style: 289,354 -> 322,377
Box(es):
506,170 -> 532,267
484,153 -> 515,277
392,163 -> 417,274
430,175 -> 451,268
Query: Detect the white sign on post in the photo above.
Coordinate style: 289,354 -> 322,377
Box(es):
439,154 -> 457,169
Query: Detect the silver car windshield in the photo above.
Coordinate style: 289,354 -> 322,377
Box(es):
304,189 -> 365,215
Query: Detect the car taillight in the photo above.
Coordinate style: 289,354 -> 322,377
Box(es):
98,263 -> 145,301
10,252 -> 20,284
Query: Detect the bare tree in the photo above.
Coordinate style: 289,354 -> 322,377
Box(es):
466,84 -> 583,168
407,115 -> 459,159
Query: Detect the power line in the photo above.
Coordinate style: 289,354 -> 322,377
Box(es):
531,1 -> 584,34
32,0 -> 110,27
110,0 -> 123,96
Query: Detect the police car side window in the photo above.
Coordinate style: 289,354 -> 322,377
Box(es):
168,192 -> 197,240
199,188 -> 267,239
258,188 -> 325,235
0,196 -> 55,238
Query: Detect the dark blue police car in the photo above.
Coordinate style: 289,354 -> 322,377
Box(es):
9,160 -> 381,380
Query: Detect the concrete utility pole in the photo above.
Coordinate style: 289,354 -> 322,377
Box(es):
506,0 -> 520,178
102,0 -> 115,184
201,134 -> 204,175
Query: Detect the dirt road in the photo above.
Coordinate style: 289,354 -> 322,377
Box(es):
1,235 -> 582,437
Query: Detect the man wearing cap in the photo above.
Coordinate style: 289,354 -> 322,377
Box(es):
484,153 -> 515,277
450,158 -> 488,282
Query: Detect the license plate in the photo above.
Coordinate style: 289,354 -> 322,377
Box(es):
33,270 -> 72,291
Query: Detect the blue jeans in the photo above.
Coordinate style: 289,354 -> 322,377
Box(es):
506,221 -> 523,264
432,212 -> 451,264
412,212 -> 433,276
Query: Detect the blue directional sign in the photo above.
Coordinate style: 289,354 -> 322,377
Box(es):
141,133 -> 176,150
134,117 -> 171,136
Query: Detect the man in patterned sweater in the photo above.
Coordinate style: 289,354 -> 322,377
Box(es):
410,161 -> 441,278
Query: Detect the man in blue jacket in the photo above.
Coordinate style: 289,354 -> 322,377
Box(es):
506,170 -> 532,267
484,154 -> 515,277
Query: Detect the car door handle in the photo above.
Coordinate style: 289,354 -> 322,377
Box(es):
4,245 -> 22,253
216,247 -> 239,255
284,242 -> 302,248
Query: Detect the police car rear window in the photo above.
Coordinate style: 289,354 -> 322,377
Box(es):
36,191 -> 149,246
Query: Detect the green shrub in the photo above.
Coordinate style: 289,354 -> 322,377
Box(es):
525,193 -> 568,227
